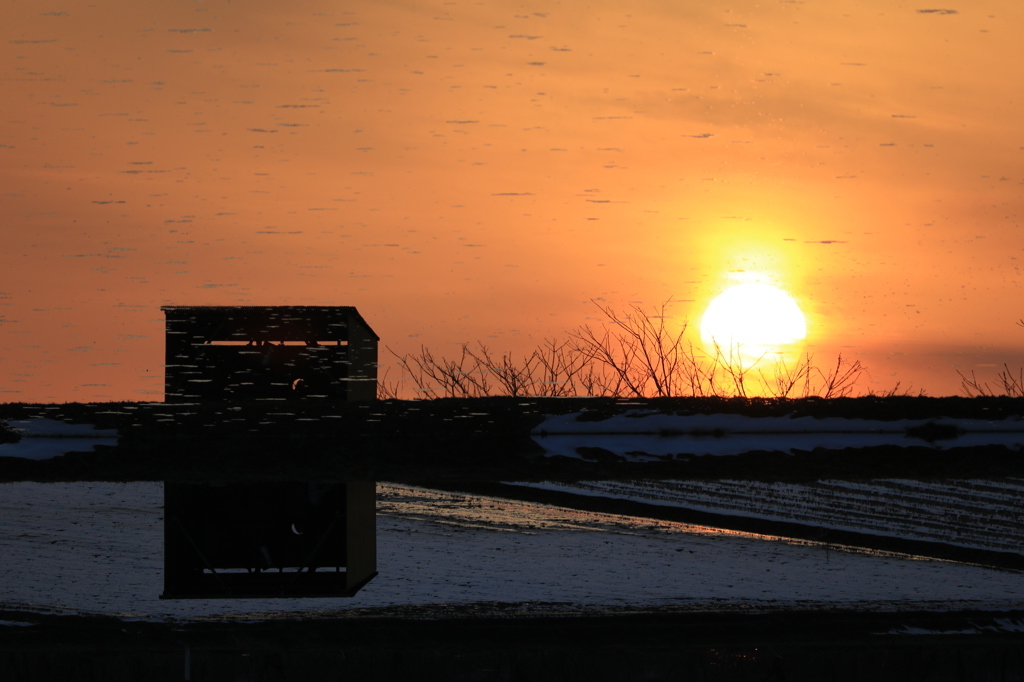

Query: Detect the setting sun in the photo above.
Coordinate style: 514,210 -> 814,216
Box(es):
700,283 -> 807,366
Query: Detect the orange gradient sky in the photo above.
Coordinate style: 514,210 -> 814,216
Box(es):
2,0 -> 1023,401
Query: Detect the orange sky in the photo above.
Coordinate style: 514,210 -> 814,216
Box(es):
2,0 -> 1023,401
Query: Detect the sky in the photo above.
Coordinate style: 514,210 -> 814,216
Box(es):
2,0 -> 1023,402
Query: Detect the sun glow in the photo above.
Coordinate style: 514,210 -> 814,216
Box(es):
700,283 -> 807,367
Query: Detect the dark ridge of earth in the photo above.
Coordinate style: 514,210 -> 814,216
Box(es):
2,606 -> 1024,682
1,396 -> 1023,482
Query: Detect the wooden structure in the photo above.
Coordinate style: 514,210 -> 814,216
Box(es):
161,481 -> 377,599
162,306 -> 378,402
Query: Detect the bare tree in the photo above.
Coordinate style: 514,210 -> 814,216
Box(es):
568,299 -> 696,398
462,344 -> 538,397
758,352 -> 815,399
959,364 -> 1024,397
389,344 -> 490,398
382,299 -> 868,400
814,353 -> 866,398
532,338 -> 604,397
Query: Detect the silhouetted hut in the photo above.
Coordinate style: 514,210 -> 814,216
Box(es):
162,305 -> 378,402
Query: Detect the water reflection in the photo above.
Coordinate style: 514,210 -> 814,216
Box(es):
162,481 -> 376,599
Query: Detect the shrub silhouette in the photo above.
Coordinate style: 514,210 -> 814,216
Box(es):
382,300 -> 866,400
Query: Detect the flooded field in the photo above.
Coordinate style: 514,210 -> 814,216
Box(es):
508,478 -> 1024,556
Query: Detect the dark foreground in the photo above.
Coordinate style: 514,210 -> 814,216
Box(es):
3,397 -> 1024,681
3,607 -> 1024,682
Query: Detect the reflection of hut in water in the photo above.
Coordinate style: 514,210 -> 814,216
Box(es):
162,305 -> 378,402
161,481 -> 376,599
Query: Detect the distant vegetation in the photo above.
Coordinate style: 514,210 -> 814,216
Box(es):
956,319 -> 1024,398
380,301 -> 867,400
958,365 -> 1024,398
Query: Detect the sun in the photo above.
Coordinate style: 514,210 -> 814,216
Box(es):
700,283 -> 807,365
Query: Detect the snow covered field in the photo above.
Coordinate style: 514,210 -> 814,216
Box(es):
1,482 -> 1024,622
6,410 -> 1024,463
